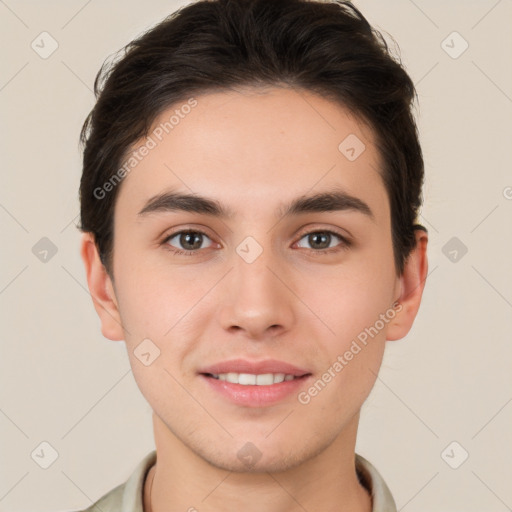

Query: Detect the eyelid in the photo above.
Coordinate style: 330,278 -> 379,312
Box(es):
294,224 -> 352,243
160,223 -> 215,240
162,226 -> 351,243
293,228 -> 351,252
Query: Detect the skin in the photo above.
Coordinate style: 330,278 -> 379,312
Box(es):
81,86 -> 428,512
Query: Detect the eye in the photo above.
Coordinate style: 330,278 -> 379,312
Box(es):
163,230 -> 214,254
295,230 -> 350,254
162,228 -> 350,256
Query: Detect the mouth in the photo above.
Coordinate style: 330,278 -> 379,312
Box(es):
198,359 -> 312,407
202,372 -> 309,385
198,358 -> 311,378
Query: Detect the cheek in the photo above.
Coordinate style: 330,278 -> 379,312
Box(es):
302,277 -> 392,414
318,254 -> 396,406
115,274 -> 166,339
298,256 -> 396,347
113,244 -> 187,328
113,256 -> 220,366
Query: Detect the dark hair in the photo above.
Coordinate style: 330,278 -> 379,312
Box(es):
79,0 -> 425,276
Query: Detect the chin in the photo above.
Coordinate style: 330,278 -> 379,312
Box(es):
195,435 -> 332,474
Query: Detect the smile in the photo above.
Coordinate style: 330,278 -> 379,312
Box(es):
207,372 -> 298,385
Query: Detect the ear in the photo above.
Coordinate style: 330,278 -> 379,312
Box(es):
386,228 -> 428,341
80,232 -> 125,341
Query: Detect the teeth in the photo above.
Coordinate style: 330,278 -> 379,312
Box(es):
210,372 -> 298,385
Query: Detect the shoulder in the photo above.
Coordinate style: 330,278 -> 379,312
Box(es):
355,453 -> 397,512
70,450 -> 156,512
71,481 -> 125,512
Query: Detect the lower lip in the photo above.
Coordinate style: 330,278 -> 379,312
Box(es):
200,374 -> 311,407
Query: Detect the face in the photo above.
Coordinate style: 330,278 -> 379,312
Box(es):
92,87 -> 408,472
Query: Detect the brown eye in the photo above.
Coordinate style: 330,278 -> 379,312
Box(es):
296,230 -> 350,253
164,230 -> 213,253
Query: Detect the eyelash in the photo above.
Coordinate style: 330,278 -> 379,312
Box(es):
161,228 -> 351,256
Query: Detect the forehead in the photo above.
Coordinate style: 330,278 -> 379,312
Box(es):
114,86 -> 388,223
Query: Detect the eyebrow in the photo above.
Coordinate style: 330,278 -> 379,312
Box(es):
137,188 -> 374,221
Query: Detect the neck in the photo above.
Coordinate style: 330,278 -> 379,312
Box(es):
144,413 -> 372,512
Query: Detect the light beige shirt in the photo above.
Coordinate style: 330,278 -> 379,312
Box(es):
76,450 -> 397,512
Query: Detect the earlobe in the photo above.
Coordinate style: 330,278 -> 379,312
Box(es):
80,232 -> 125,341
386,229 -> 428,341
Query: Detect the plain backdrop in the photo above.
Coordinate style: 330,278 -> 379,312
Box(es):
1,1 -> 511,511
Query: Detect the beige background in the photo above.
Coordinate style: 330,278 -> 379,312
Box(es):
1,1 -> 511,511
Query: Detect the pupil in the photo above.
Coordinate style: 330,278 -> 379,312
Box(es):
181,232 -> 202,250
310,232 -> 329,249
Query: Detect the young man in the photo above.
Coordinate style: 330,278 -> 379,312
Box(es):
77,0 -> 428,510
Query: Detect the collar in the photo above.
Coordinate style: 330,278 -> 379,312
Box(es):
86,450 -> 397,512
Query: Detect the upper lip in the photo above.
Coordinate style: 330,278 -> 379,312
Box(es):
199,359 -> 311,377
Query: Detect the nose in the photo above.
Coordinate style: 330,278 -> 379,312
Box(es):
218,241 -> 296,340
